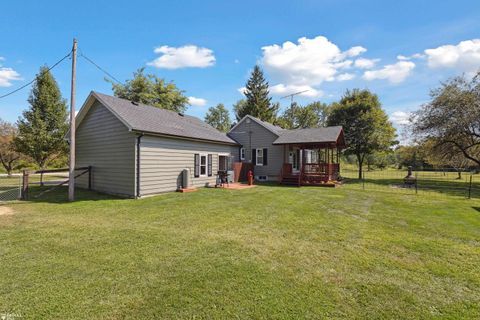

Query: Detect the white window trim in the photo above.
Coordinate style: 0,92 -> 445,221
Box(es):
240,148 -> 245,160
199,153 -> 208,177
256,148 -> 264,166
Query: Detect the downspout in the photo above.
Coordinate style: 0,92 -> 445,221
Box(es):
136,133 -> 144,198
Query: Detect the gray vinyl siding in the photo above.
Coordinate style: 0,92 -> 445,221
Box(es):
139,135 -> 237,195
75,101 -> 136,197
229,120 -> 284,181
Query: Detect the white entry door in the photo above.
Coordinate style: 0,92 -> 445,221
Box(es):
289,149 -> 301,173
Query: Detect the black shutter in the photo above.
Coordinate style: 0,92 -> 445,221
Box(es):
263,148 -> 268,165
208,154 -> 213,176
194,154 -> 200,177
252,149 -> 256,165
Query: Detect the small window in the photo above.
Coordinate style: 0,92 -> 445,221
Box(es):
256,149 -> 264,166
200,155 -> 207,176
240,148 -> 245,161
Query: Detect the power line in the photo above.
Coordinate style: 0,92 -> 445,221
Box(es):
0,51 -> 72,100
79,50 -> 122,84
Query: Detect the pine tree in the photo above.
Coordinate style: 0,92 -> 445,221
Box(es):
242,65 -> 277,122
14,66 -> 68,169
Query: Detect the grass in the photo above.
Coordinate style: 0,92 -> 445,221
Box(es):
341,167 -> 480,198
1,185 -> 479,319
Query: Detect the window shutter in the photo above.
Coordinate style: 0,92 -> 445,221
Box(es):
252,149 -> 256,165
263,148 -> 268,165
208,154 -> 213,176
194,154 -> 200,177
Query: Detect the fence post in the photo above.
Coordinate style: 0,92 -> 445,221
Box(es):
88,166 -> 92,190
415,170 -> 418,195
468,174 -> 473,199
21,170 -> 29,200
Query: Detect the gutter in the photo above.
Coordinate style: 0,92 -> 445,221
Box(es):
130,129 -> 239,146
136,133 -> 144,198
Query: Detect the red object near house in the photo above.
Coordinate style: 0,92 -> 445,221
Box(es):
247,170 -> 254,185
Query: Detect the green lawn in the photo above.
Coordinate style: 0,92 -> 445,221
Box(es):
1,185 -> 479,319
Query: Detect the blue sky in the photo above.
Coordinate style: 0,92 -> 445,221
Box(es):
1,0 -> 480,130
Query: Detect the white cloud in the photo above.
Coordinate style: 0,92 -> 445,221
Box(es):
188,96 -> 207,107
336,73 -> 356,81
147,45 -> 215,69
237,87 -> 246,95
390,111 -> 412,125
261,35 -> 366,86
0,67 -> 22,87
270,84 -> 322,98
354,58 -> 379,69
234,59 -> 240,64
397,53 -> 425,61
424,39 -> 480,73
363,60 -> 415,83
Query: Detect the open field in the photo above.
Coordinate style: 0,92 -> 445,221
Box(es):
341,167 -> 480,198
1,185 -> 479,319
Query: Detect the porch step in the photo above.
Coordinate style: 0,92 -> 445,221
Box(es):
280,175 -> 300,186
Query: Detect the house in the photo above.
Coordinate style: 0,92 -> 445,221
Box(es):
74,92 -> 239,198
228,115 -> 345,186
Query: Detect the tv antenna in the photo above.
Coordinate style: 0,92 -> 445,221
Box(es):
281,90 -> 309,106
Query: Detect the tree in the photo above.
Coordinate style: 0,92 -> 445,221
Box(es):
109,68 -> 189,113
277,101 -> 331,129
14,66 -> 68,170
233,99 -> 248,122
0,120 -> 23,175
394,145 -> 429,169
423,139 -> 473,179
204,104 -> 232,132
412,72 -> 480,167
241,65 -> 278,122
327,89 -> 397,178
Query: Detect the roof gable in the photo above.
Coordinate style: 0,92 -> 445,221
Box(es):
76,92 -> 238,145
229,115 -> 284,136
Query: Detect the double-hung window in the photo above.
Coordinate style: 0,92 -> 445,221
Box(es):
252,148 -> 268,166
256,149 -> 264,166
240,148 -> 245,161
194,154 -> 212,177
200,155 -> 207,176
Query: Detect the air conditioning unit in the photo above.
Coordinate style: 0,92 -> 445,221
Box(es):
182,168 -> 190,188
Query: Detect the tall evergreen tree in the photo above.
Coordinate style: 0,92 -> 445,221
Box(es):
14,66 -> 68,169
204,103 -> 232,132
242,65 -> 278,122
109,68 -> 189,113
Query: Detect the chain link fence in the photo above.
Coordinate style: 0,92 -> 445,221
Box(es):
0,175 -> 22,202
341,167 -> 479,199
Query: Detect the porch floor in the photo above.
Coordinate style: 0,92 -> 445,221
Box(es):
280,174 -> 340,187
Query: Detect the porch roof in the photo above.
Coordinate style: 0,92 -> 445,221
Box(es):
272,126 -> 345,147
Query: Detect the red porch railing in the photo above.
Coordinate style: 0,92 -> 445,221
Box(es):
280,163 -> 340,186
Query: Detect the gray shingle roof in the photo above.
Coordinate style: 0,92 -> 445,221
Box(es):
247,115 -> 285,135
273,126 -> 344,145
92,92 -> 238,145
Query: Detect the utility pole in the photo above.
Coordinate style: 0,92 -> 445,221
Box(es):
68,38 -> 77,201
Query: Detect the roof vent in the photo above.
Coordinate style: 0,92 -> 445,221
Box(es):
178,112 -> 184,117
131,101 -> 139,106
